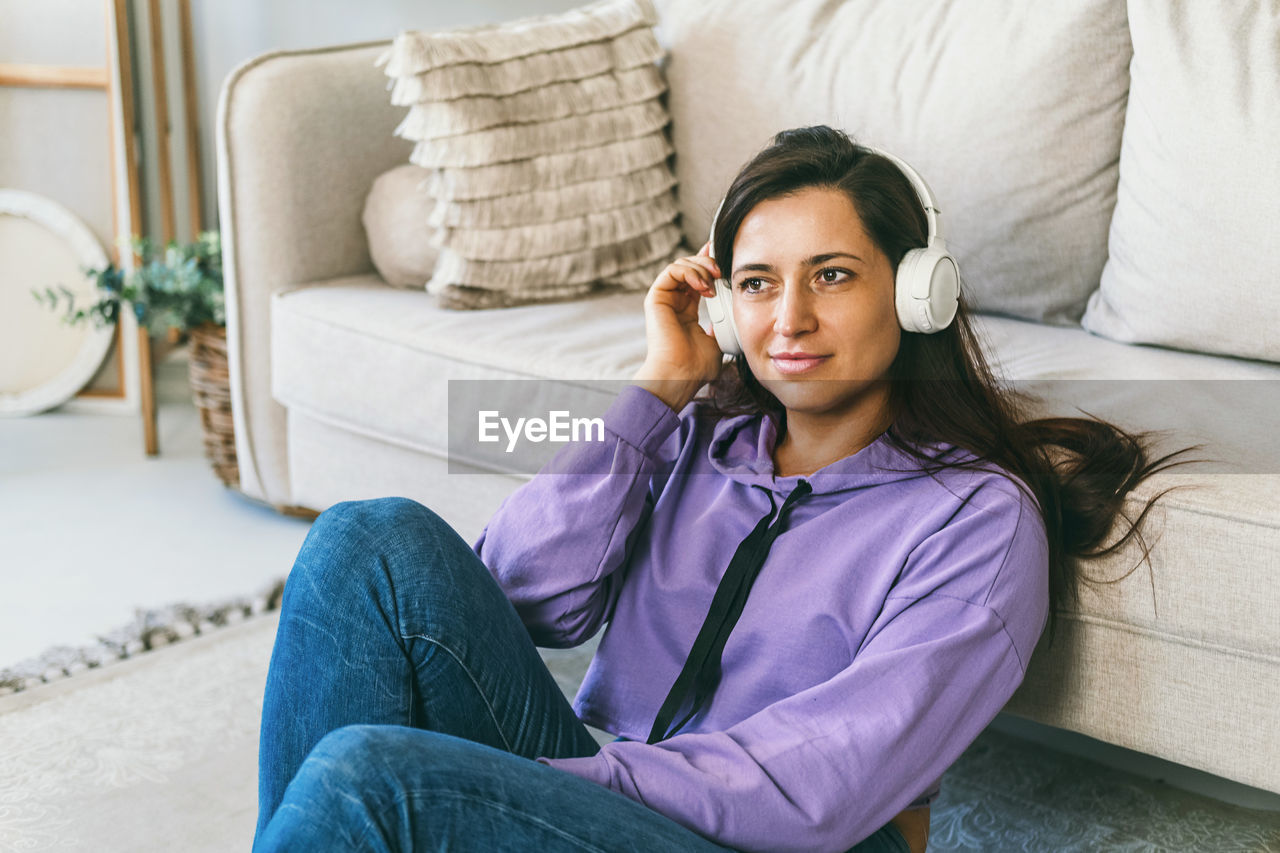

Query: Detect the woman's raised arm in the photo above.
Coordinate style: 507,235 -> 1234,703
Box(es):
473,383 -> 695,648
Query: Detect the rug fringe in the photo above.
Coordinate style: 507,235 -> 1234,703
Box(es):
0,577 -> 288,696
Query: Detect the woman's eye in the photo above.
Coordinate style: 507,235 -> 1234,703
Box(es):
819,268 -> 852,284
737,278 -> 766,293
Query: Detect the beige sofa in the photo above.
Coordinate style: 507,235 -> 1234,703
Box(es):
216,0 -> 1280,797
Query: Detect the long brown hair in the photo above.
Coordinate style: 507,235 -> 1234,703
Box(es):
703,125 -> 1206,649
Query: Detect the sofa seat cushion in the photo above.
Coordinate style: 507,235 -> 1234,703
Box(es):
271,275 -> 649,459
970,315 -> 1280,675
975,313 -> 1280,478
272,277 -> 1279,666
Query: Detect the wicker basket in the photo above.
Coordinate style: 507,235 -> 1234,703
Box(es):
187,323 -> 239,488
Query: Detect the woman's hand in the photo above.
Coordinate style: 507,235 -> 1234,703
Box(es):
632,241 -> 726,412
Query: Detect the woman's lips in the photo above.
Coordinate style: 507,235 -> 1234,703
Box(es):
771,355 -> 830,375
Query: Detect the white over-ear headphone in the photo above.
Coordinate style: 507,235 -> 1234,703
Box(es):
705,144 -> 960,356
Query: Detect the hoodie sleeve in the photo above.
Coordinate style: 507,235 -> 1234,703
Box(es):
536,485 -> 1050,852
473,384 -> 689,649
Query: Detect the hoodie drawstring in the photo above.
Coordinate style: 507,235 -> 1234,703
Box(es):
647,479 -> 814,744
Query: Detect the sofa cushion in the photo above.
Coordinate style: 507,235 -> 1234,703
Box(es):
375,0 -> 685,310
271,278 -> 1280,675
1080,0 -> 1280,363
271,276 -> 1280,467
362,164 -> 439,289
271,276 -> 649,459
652,0 -> 1132,326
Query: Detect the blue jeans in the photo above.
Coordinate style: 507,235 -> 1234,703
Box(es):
253,497 -> 909,852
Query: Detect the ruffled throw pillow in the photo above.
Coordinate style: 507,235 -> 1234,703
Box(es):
375,0 -> 685,309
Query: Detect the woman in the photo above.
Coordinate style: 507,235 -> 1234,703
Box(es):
252,126 -> 1197,852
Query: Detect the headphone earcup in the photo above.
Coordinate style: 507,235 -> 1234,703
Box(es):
706,198 -> 742,356
894,246 -> 960,334
707,277 -> 743,356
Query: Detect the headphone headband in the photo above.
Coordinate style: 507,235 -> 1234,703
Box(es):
862,146 -> 943,244
709,144 -> 943,252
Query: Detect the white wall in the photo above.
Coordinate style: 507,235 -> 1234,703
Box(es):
185,0 -> 587,230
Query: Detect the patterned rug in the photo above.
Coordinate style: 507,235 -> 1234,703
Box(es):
4,599 -> 1279,851
930,728 -> 1280,851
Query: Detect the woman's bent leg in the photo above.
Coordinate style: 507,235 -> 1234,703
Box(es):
256,725 -> 740,853
258,726 -> 907,852
254,497 -> 602,846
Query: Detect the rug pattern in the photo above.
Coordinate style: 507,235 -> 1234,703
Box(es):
3,605 -> 1279,850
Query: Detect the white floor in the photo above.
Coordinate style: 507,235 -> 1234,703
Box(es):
3,345 -> 1279,817
0,345 -> 312,668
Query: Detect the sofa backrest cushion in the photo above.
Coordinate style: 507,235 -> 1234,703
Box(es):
1081,0 -> 1280,364
653,0 -> 1132,326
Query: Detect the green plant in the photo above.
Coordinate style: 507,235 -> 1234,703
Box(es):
31,230 -> 225,335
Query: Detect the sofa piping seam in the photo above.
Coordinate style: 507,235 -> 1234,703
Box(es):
1052,611 -> 1280,666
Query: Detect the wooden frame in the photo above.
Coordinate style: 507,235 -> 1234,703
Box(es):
129,0 -> 207,453
1,0 -> 206,454
0,64 -> 109,89
0,0 -> 141,424
177,0 -> 203,241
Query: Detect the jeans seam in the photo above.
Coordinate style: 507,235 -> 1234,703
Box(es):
361,789 -> 611,853
400,632 -> 516,753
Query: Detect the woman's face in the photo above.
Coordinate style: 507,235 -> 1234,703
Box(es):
729,185 -> 901,421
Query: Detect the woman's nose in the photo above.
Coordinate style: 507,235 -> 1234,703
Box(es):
773,282 -> 818,338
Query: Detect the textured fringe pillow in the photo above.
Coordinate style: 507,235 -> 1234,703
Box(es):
376,0 -> 687,309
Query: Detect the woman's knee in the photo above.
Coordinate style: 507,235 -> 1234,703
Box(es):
306,723 -> 401,782
315,496 -> 449,545
292,498 -> 451,589
295,724 -> 383,790
287,497 -> 495,620
301,724 -> 474,796
263,725 -> 412,847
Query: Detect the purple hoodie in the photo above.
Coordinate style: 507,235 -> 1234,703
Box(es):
473,384 -> 1049,853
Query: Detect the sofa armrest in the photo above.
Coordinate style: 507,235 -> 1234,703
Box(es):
216,41 -> 411,507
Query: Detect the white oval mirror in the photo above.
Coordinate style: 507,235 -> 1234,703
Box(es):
0,189 -> 115,417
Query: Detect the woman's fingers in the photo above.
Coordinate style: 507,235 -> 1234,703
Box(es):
675,260 -> 715,295
662,258 -> 719,297
652,266 -> 700,301
641,247 -> 731,388
692,243 -> 722,277
688,256 -> 721,284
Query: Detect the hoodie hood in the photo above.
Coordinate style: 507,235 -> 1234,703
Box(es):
706,407 -> 962,496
